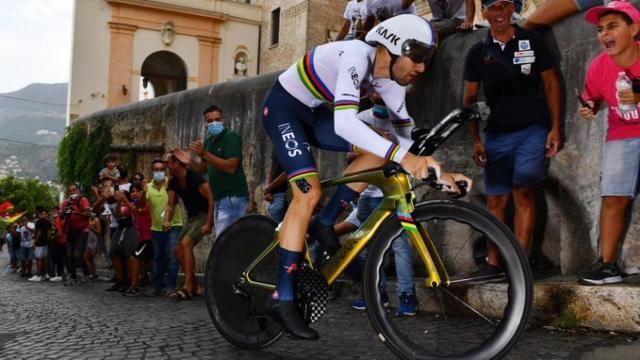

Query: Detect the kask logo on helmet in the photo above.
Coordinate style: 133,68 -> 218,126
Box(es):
375,25 -> 401,47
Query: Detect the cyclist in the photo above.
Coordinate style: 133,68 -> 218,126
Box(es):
260,14 -> 471,340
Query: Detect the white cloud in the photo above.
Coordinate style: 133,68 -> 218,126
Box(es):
0,0 -> 73,93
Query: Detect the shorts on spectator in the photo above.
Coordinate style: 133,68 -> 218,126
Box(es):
574,0 -> 603,11
20,246 -> 34,261
34,246 -> 48,259
179,213 -> 209,245
484,125 -> 548,196
602,137 -> 640,198
133,240 -> 153,262
110,225 -> 139,258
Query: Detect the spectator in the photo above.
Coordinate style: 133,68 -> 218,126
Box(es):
116,167 -> 131,193
60,183 -> 91,286
190,105 -> 249,236
98,154 -> 121,183
144,159 -> 184,297
577,1 -> 640,285
264,151 -> 288,223
120,183 -> 153,297
29,206 -> 51,282
50,206 -> 66,282
523,0 -> 603,30
366,0 -> 417,24
463,0 -> 562,278
84,216 -> 102,281
7,223 -> 20,272
18,216 -> 35,278
427,0 -> 476,39
106,189 -> 138,292
336,0 -> 369,41
164,150 -> 214,299
93,177 -> 120,271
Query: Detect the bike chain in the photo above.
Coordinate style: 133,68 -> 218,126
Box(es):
296,262 -> 329,324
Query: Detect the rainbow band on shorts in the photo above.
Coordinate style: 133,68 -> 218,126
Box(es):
288,167 -> 318,182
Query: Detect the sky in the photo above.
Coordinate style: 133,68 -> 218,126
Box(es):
0,0 -> 74,93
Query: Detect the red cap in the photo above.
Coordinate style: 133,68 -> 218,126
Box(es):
585,1 -> 640,25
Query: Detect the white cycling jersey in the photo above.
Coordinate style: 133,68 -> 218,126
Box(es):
278,40 -> 415,164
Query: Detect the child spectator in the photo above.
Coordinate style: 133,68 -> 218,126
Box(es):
98,154 -> 120,183
578,1 -> 640,285
18,216 -> 35,277
122,183 -> 153,296
29,206 -> 52,282
50,206 -> 66,282
84,216 -> 102,281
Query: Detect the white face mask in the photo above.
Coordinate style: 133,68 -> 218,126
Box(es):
153,171 -> 166,182
69,194 -> 79,200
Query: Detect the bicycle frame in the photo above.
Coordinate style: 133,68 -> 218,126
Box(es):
241,164 -> 450,291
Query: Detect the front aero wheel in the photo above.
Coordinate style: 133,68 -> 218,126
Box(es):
363,200 -> 532,359
204,215 -> 283,349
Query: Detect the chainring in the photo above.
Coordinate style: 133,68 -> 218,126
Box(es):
296,262 -> 329,324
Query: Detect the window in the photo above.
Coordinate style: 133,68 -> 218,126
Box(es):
271,8 -> 280,46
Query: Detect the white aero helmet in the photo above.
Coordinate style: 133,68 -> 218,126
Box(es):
365,14 -> 437,64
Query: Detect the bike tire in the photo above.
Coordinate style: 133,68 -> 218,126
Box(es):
363,200 -> 533,360
204,215 -> 284,349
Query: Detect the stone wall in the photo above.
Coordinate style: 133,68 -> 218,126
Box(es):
78,6 -> 640,275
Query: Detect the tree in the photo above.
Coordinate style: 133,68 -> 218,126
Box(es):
0,176 -> 58,217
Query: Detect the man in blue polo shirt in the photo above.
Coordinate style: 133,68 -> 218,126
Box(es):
462,0 -> 562,278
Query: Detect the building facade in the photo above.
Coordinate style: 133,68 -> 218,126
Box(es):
68,0 -> 261,121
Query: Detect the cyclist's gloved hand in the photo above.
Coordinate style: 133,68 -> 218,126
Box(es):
400,153 -> 441,180
437,172 -> 473,196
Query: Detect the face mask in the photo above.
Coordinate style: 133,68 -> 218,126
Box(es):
207,122 -> 225,136
69,194 -> 79,200
153,171 -> 165,182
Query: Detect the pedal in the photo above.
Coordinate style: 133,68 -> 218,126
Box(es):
296,262 -> 329,325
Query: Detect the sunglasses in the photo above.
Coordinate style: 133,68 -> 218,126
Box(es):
401,39 -> 436,64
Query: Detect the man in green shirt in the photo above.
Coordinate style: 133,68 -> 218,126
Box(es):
190,105 -> 249,237
144,159 -> 184,297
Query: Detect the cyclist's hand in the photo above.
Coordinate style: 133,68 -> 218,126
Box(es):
578,101 -> 596,120
437,172 -> 473,194
473,142 -> 487,168
400,153 -> 441,180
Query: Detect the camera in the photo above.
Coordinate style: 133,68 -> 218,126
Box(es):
61,206 -> 73,220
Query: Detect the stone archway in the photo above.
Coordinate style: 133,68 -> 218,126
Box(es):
141,51 -> 187,97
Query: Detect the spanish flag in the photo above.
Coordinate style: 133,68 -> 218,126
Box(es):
0,201 -> 14,215
4,211 -> 26,224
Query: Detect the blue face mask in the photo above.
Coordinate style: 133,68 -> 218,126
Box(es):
207,122 -> 225,136
153,171 -> 165,182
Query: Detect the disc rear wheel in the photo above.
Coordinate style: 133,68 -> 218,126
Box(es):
204,215 -> 283,349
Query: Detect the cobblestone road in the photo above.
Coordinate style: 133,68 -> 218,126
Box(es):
0,261 -> 639,359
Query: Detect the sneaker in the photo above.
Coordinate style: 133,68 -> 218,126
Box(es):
106,282 -> 123,292
350,291 -> 390,310
50,276 -> 63,282
44,274 -> 50,281
123,287 -> 140,297
118,283 -> 130,293
578,261 -> 623,285
468,263 -> 506,284
143,287 -> 164,297
351,299 -> 367,310
395,292 -> 418,316
27,275 -> 43,282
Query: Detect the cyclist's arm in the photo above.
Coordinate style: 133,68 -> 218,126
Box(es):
333,56 -> 408,163
376,80 -> 415,149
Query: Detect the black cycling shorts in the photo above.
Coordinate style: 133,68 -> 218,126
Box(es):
261,80 -> 354,183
